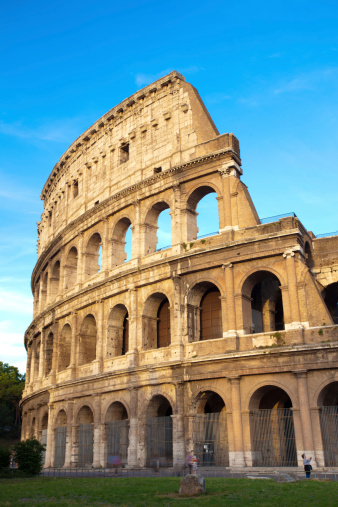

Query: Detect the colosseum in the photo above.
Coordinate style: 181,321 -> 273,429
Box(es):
21,71 -> 338,470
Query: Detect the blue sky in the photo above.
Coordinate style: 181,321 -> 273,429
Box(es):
1,0 -> 337,373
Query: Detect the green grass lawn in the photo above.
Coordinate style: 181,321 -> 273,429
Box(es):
0,477 -> 337,506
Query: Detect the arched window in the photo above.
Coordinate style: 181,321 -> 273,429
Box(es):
143,293 -> 171,349
144,202 -> 171,255
323,282 -> 338,324
64,247 -> 78,289
78,315 -> 97,366
187,282 -> 222,341
106,305 -> 129,358
58,324 -> 71,372
186,186 -> 219,242
318,382 -> 338,466
242,271 -> 284,334
84,233 -> 102,278
112,218 -> 132,267
50,261 -> 60,301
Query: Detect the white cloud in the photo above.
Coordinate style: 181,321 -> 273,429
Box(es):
0,290 -> 33,315
0,325 -> 27,374
274,68 -> 338,95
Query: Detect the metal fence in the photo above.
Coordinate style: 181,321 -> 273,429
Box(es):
146,416 -> 173,467
54,426 -> 66,467
107,420 -> 129,466
250,408 -> 297,467
320,406 -> 338,466
78,423 -> 93,466
193,413 -> 229,466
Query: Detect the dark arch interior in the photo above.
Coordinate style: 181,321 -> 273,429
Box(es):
197,391 -> 225,414
250,272 -> 284,333
147,395 -> 173,418
323,282 -> 338,324
250,386 -> 292,410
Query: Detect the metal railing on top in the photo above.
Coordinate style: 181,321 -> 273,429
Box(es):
316,231 -> 338,238
259,212 -> 296,224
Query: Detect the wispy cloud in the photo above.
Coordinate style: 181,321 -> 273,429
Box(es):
0,290 -> 33,315
274,67 -> 338,95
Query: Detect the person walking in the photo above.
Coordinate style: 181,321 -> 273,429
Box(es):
302,453 -> 312,479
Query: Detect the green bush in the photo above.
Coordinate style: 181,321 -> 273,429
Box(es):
0,446 -> 11,470
13,438 -> 45,476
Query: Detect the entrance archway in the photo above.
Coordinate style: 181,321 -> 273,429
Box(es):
76,406 -> 94,467
249,386 -> 297,467
54,410 -> 67,467
193,391 -> 229,466
146,395 -> 173,467
318,382 -> 338,466
105,402 -> 129,467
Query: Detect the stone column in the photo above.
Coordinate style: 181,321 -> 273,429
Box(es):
44,403 -> 54,468
223,263 -> 239,347
58,247 -> 65,298
170,276 -> 183,359
64,401 -> 74,468
68,312 -> 78,378
127,288 -> 138,367
171,183 -> 182,249
38,328 -> 46,380
49,322 -> 59,385
173,382 -> 185,469
283,249 -> 302,329
132,200 -> 141,259
127,388 -> 139,467
228,376 -> 246,466
219,168 -> 233,231
293,370 -> 316,466
93,395 -> 102,467
101,218 -> 110,275
76,233 -> 84,288
93,301 -> 104,374
310,407 -> 325,466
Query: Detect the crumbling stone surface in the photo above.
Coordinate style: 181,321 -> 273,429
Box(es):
179,475 -> 206,496
273,472 -> 299,483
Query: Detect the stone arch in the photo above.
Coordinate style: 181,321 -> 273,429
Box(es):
142,292 -> 171,349
241,270 -> 284,334
49,260 -> 60,301
192,390 -> 229,467
76,405 -> 94,467
54,409 -> 67,468
106,304 -> 129,358
44,331 -> 54,376
40,271 -> 48,309
111,216 -> 133,267
84,232 -> 102,278
105,401 -> 129,467
31,416 -> 36,438
145,394 -> 173,467
187,281 -> 223,342
317,381 -> 338,466
322,282 -> 338,324
78,314 -> 97,366
186,184 -> 220,241
248,384 -> 297,467
58,324 -> 71,372
143,201 -> 171,255
64,246 -> 78,289
32,336 -> 41,381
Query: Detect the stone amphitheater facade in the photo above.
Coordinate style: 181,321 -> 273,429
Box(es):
21,71 -> 338,469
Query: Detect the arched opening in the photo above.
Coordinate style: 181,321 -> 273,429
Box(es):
146,395 -> 173,467
143,293 -> 171,350
187,282 -> 222,342
64,247 -> 78,289
32,337 -> 40,381
76,406 -> 94,467
84,233 -> 101,278
49,261 -> 60,301
78,315 -> 97,366
304,242 -> 314,269
34,280 -> 40,314
105,402 -> 129,467
54,410 -> 67,467
44,332 -> 53,376
144,202 -> 171,255
186,186 -> 219,242
40,413 -> 48,465
323,282 -> 338,324
106,305 -> 129,358
58,324 -> 71,372
193,391 -> 228,466
112,218 -> 132,267
318,382 -> 338,466
249,386 -> 297,467
242,271 -> 284,334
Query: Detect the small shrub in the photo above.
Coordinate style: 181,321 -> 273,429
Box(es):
201,239 -> 206,244
189,242 -> 194,248
13,438 -> 45,476
0,446 -> 11,470
318,328 -> 323,336
182,242 -> 187,250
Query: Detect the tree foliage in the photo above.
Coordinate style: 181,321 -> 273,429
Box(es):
0,362 -> 25,436
13,438 -> 45,476
0,446 -> 11,470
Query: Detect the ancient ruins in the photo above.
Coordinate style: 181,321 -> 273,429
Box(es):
21,71 -> 338,469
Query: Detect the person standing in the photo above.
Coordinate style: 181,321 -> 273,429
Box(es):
187,451 -> 194,474
302,453 -> 312,479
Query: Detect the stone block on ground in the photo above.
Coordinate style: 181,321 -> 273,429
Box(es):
273,472 -> 299,483
179,474 -> 206,496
